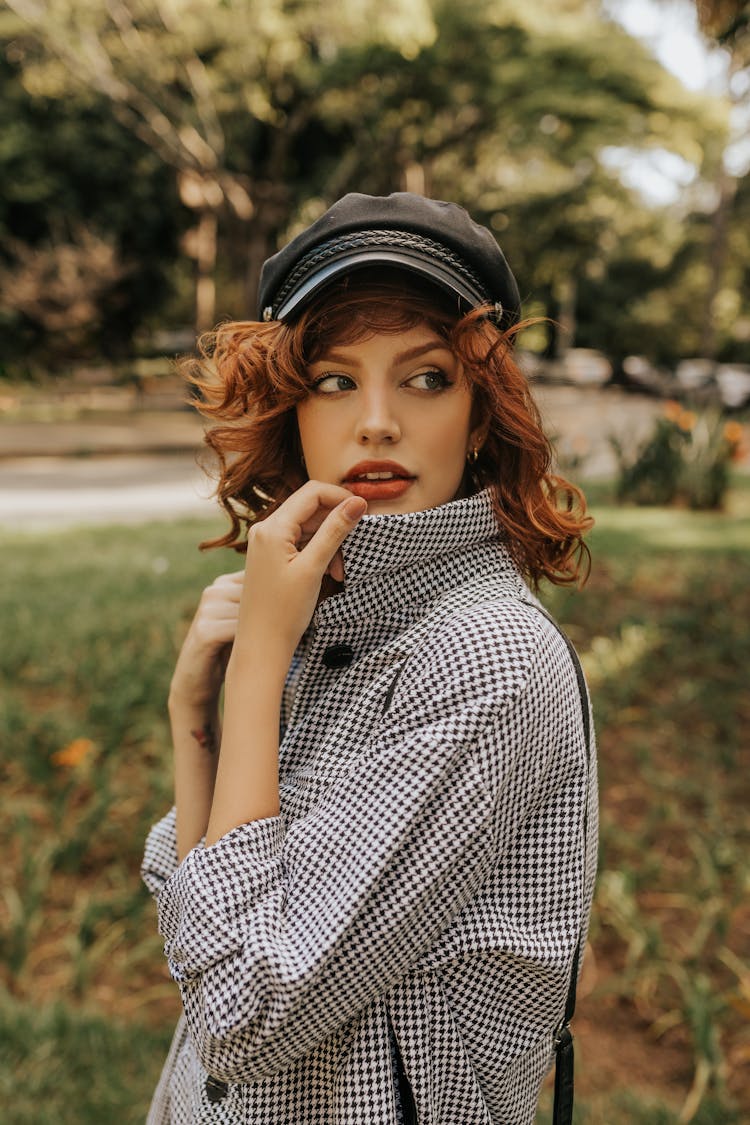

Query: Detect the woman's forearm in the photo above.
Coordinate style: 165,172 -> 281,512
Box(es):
170,693 -> 221,861
204,645 -> 287,846
201,485 -> 365,847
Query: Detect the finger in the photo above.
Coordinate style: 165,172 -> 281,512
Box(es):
271,480 -> 355,539
327,549 -> 345,583
296,498 -> 353,542
194,613 -> 240,640
209,613 -> 240,628
212,571 -> 245,589
205,587 -> 243,607
210,572 -> 245,593
298,496 -> 367,573
206,623 -> 237,643
189,621 -> 238,649
203,577 -> 244,605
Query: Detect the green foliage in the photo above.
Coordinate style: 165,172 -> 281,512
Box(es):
0,0 -> 738,369
0,49 -> 184,371
611,406 -> 745,509
535,1085 -> 744,1124
301,0 -> 727,359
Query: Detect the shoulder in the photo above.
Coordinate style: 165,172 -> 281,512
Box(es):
421,594 -> 563,671
396,595 -> 572,720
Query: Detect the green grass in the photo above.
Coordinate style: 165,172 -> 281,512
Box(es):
1,493 -> 749,1123
586,482 -> 750,555
0,989 -> 174,1125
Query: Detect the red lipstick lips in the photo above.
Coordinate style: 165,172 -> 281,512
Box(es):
342,460 -> 415,501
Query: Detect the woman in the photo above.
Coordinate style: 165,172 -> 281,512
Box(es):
142,192 -> 598,1125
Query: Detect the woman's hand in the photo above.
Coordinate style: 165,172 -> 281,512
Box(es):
229,482 -> 367,672
170,482 -> 365,712
170,570 -> 245,709
203,483 -> 366,843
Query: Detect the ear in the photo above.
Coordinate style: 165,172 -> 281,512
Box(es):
467,422 -> 489,454
468,392 -> 491,438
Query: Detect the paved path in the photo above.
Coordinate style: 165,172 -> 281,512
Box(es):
0,453 -> 215,530
0,387 -> 671,531
0,407 -> 203,459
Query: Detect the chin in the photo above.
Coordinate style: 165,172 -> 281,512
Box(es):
363,498 -> 410,515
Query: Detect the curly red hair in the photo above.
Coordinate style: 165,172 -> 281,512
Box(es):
183,271 -> 592,587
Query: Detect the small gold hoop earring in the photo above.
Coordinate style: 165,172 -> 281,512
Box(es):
467,447 -> 479,464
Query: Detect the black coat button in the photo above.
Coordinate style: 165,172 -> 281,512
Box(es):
205,1075 -> 229,1103
322,643 -> 354,669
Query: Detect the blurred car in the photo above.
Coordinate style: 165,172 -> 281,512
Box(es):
620,355 -> 676,397
516,350 -> 547,381
715,364 -> 750,410
675,358 -> 715,393
526,348 -> 613,387
558,348 -> 613,387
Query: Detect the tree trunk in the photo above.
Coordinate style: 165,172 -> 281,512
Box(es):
700,45 -> 744,360
700,163 -> 738,361
195,208 -> 218,334
245,219 -> 277,320
554,275 -> 577,357
404,162 -> 426,196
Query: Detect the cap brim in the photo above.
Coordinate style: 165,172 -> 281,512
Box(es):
274,248 -> 490,321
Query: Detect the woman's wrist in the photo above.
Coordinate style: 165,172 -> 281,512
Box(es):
168,681 -> 220,714
225,637 -> 291,692
168,692 -> 221,758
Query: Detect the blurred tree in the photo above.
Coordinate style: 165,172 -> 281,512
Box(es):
685,0 -> 750,358
3,0 -> 436,330
275,0 -> 726,354
696,0 -> 749,51
705,3 -> 749,358
0,0 -> 730,367
0,38 -> 183,371
369,0 -> 726,355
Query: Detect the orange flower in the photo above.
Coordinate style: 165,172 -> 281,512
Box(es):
663,400 -> 682,423
724,421 -> 744,446
51,737 -> 96,768
677,410 -> 696,432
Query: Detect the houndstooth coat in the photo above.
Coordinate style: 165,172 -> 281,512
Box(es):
142,489 -> 598,1124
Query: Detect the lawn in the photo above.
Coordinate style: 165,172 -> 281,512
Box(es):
0,484 -> 748,1124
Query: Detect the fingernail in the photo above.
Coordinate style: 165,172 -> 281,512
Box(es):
342,497 -> 367,521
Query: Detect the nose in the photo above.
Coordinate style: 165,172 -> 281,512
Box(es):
354,387 -> 401,445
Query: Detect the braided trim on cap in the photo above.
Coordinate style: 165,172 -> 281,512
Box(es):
271,229 -> 491,314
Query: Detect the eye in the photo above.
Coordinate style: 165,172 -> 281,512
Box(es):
405,368 -> 451,392
311,373 -> 356,394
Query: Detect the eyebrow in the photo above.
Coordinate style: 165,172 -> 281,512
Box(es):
314,339 -> 451,367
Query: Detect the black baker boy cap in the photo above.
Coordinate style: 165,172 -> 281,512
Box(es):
257,192 -> 521,329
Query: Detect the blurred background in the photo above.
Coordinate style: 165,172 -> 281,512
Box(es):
0,1 -> 748,1122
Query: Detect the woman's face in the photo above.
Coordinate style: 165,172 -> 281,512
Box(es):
296,323 -> 476,515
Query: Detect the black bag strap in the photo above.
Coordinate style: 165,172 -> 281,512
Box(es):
527,604 -> 591,1125
381,599 -> 592,1125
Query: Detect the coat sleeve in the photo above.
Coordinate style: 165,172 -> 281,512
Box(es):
141,645 -> 310,900
153,603 -> 577,1083
142,806 -> 179,898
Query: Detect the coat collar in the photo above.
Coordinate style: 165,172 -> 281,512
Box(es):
314,489 -> 524,627
340,488 -> 499,586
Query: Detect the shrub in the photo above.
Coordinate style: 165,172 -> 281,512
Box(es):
611,403 -> 745,509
